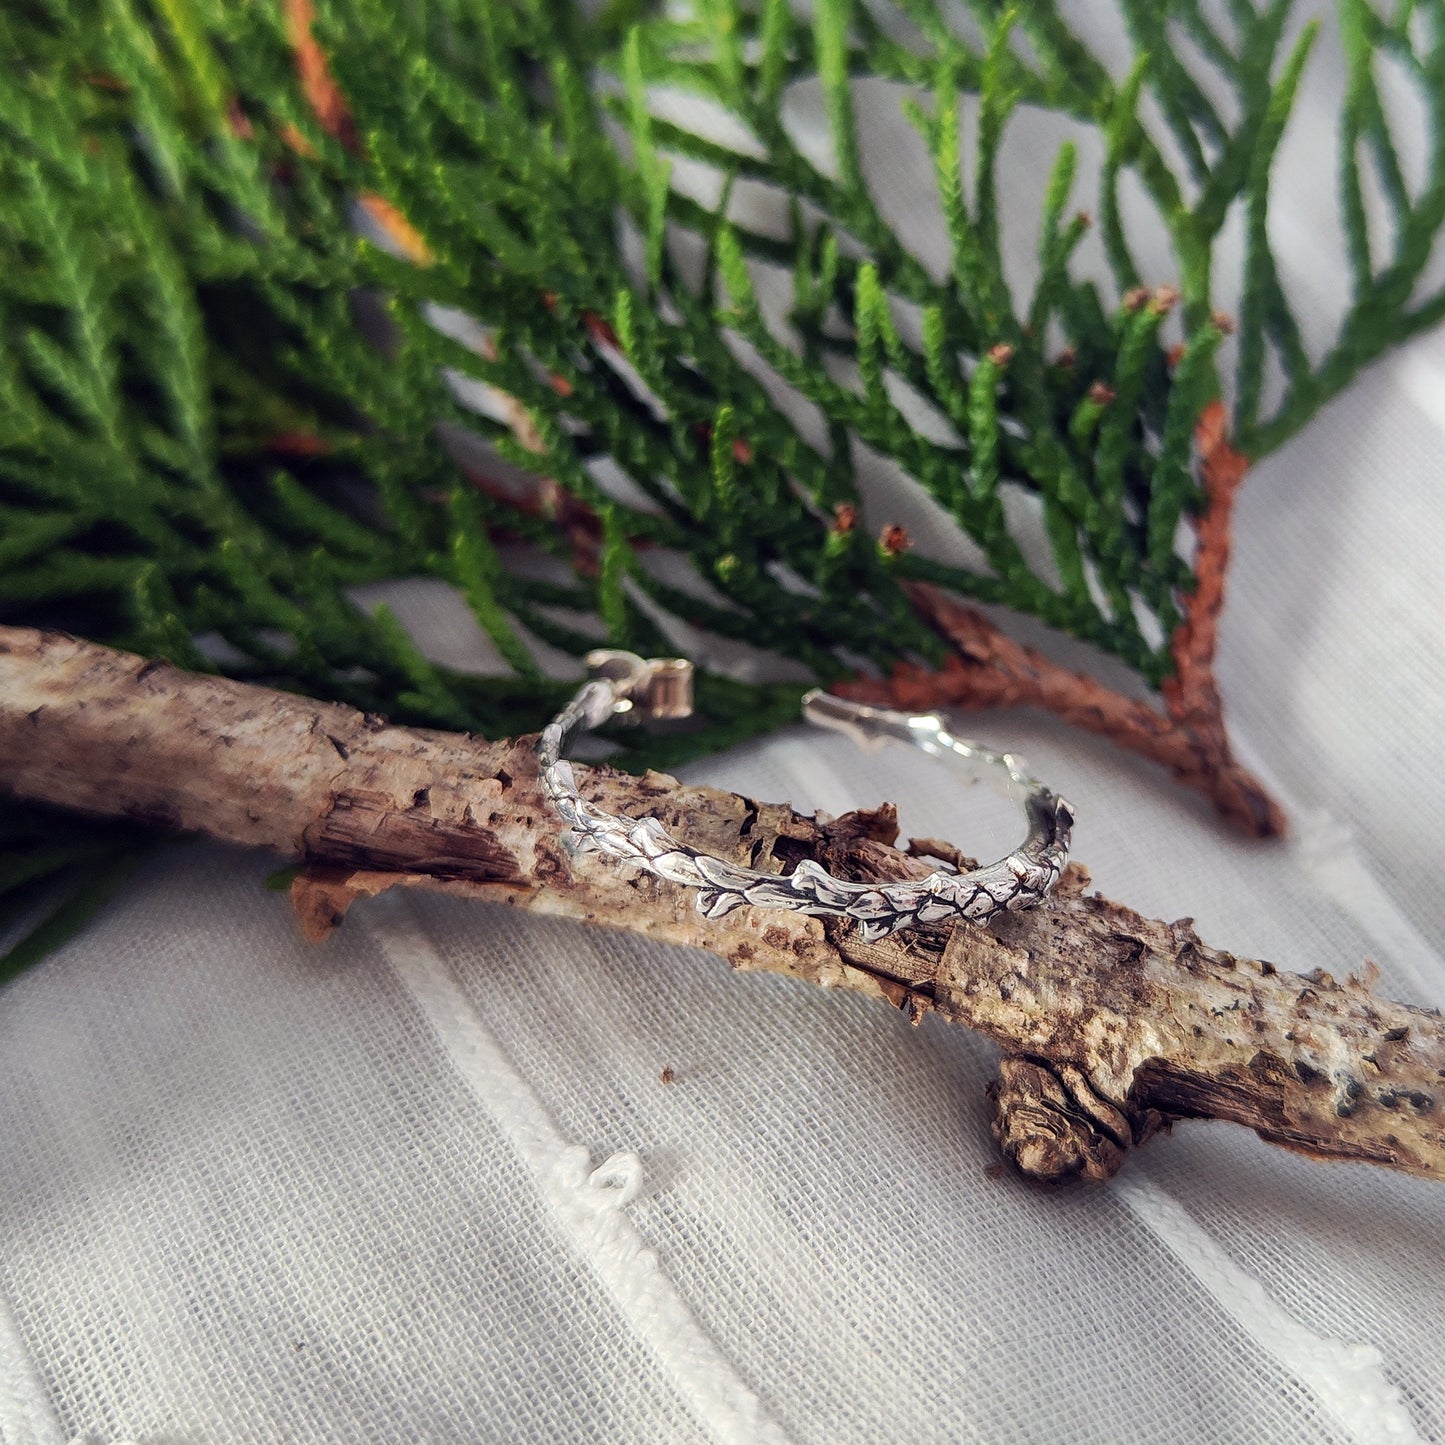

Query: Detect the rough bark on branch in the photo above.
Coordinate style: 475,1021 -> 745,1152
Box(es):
1,625 -> 1441,1184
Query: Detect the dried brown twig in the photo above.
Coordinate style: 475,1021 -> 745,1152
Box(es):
1,625 -> 1440,1184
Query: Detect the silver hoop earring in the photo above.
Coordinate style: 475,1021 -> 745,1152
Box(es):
537,651 -> 1074,941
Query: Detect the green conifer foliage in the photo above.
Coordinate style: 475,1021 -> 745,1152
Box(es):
2,0 -> 1444,962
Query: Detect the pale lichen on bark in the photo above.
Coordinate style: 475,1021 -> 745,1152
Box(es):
1,624 -> 1442,1184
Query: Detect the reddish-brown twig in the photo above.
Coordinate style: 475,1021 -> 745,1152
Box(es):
838,403 -> 1284,838
1164,399 -> 1247,732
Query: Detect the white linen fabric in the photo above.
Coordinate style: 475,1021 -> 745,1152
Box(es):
4,4 -> 1445,1441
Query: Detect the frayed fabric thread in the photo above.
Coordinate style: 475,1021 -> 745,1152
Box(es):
1112,1177 -> 1422,1445
369,897 -> 789,1445
0,1282 -> 64,1445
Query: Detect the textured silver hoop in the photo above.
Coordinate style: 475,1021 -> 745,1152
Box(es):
536,651 -> 1074,941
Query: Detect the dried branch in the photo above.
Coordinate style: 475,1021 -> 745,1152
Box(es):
0,625 -> 1439,1184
